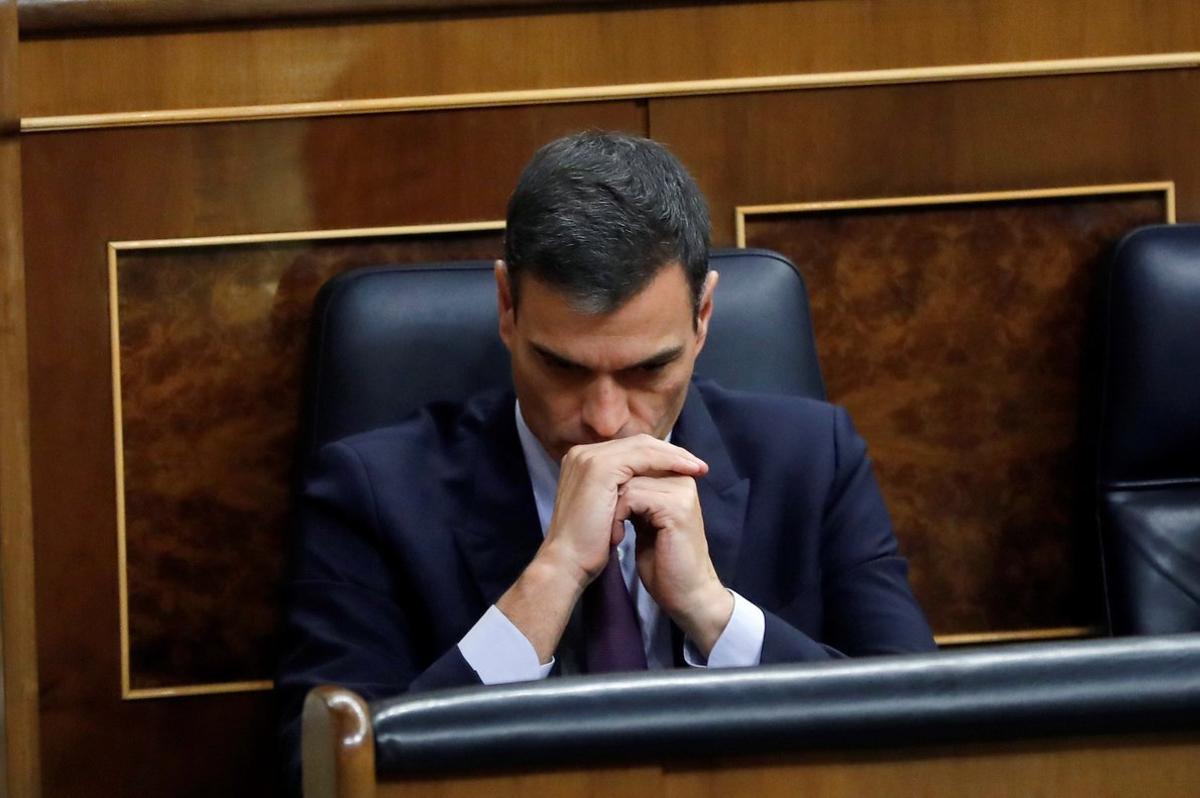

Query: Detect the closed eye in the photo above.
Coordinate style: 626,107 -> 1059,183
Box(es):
536,347 -> 588,374
629,348 -> 683,373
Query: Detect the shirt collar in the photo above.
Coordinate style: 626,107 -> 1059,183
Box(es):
514,400 -> 559,535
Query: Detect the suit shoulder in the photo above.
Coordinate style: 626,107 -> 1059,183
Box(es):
696,380 -> 839,439
692,380 -> 863,480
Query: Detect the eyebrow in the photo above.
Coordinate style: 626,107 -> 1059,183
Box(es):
531,343 -> 684,373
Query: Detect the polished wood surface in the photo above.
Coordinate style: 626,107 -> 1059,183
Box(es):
17,0 -> 722,33
303,687 -> 375,798
0,1 -> 42,795
650,68 -> 1200,245
370,735 -> 1200,797
19,0 -> 1200,120
24,53 -> 1200,134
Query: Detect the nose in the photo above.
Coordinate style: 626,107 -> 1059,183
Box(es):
581,376 -> 630,440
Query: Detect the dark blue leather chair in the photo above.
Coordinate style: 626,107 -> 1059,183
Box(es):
1097,224 -> 1200,634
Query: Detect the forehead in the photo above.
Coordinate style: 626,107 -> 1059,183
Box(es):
515,265 -> 695,364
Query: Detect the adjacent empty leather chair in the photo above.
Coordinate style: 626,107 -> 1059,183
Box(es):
300,248 -> 824,454
1098,224 -> 1200,634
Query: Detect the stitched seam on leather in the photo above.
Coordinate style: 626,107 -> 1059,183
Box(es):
1104,477 -> 1200,490
1120,529 -> 1200,608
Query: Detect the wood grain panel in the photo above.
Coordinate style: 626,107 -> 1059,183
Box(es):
0,0 -> 42,795
658,736 -> 1200,798
374,735 -> 1200,798
381,768 -> 668,798
115,227 -> 504,694
17,0 -> 722,33
21,101 -> 642,797
650,69 -> 1200,245
740,189 -> 1168,637
19,0 -> 1200,119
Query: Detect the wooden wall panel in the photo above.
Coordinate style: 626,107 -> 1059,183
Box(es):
21,102 -> 643,797
376,734 -> 1200,798
115,228 -> 505,695
19,0 -> 1200,120
650,70 -> 1200,246
740,189 -> 1168,638
2,2 -> 41,796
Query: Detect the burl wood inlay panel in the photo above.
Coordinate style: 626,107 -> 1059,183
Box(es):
115,229 -> 503,691
742,192 -> 1168,635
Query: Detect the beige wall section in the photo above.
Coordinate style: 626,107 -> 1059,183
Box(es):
1,0 -> 42,795
18,0 -> 1200,119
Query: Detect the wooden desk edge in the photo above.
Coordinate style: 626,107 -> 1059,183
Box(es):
303,686 -> 376,798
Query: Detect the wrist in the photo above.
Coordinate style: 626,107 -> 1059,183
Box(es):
496,544 -> 590,665
674,580 -> 734,658
530,540 -> 591,599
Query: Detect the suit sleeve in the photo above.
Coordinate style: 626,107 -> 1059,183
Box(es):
275,441 -> 481,795
760,406 -> 936,663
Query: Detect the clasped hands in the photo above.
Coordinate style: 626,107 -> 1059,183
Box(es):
499,434 -> 734,664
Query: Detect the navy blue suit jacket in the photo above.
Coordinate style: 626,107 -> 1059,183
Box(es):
277,380 -> 934,786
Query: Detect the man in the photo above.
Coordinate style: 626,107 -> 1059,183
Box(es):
277,131 -> 934,785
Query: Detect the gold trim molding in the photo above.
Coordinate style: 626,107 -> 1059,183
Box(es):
109,220 -> 505,701
936,626 -> 1101,647
23,52 -> 1200,133
735,181 -> 1177,246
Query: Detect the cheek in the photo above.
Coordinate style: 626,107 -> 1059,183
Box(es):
631,373 -> 692,431
517,370 -> 580,427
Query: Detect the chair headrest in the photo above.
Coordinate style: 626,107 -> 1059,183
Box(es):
302,249 -> 824,454
1099,224 -> 1200,486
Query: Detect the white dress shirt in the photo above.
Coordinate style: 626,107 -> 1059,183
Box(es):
456,402 -> 764,684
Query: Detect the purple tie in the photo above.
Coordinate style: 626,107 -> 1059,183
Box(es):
583,547 -> 648,674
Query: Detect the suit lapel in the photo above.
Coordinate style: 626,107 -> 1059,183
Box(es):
452,392 -> 545,606
671,381 -> 751,589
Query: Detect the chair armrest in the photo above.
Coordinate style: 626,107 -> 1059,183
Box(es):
303,686 -> 376,798
370,633 -> 1200,775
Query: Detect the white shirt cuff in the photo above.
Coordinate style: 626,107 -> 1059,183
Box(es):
682,589 -> 765,668
457,604 -> 555,684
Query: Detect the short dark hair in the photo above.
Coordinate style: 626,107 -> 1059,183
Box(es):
504,131 -> 710,318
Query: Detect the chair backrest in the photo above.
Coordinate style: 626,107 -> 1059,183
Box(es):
301,248 -> 824,455
1097,224 -> 1200,634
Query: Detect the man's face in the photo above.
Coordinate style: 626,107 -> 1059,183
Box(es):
496,261 -> 717,462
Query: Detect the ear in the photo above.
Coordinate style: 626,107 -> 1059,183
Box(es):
495,260 -> 516,350
694,270 -> 719,353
